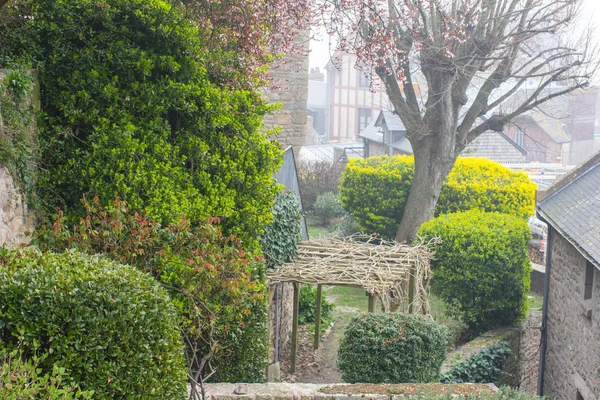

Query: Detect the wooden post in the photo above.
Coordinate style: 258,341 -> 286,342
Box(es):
290,282 -> 300,374
408,266 -> 415,314
368,292 -> 375,313
314,284 -> 322,350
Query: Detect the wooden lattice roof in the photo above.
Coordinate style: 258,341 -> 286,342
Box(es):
267,236 -> 434,313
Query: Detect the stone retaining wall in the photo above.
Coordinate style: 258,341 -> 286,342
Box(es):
0,166 -> 34,246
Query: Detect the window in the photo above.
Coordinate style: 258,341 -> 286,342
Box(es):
584,261 -> 594,301
358,108 -> 371,134
358,71 -> 370,88
515,127 -> 525,148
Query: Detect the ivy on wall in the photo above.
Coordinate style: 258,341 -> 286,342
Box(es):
0,66 -> 38,208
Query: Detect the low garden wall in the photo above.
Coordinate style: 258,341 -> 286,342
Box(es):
0,166 -> 34,246
203,383 -> 499,400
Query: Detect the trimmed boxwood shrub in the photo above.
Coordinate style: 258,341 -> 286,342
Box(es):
418,210 -> 532,334
337,313 -> 447,383
0,247 -> 187,399
340,156 -> 536,239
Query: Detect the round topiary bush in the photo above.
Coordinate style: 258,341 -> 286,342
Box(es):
340,156 -> 536,239
0,248 -> 187,399
337,313 -> 447,383
418,210 -> 532,334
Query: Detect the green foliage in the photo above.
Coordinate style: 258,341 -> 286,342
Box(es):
340,156 -> 536,239
440,341 -> 511,385
0,66 -> 38,207
418,210 -> 532,334
298,160 -> 344,210
35,197 -> 268,384
0,0 -> 282,246
299,285 -> 335,325
337,313 -> 447,383
313,192 -> 346,226
0,247 -> 187,399
402,387 -> 544,400
260,191 -> 303,268
0,351 -> 94,399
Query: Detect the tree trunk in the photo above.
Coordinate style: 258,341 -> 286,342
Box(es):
395,141 -> 456,242
395,61 -> 458,243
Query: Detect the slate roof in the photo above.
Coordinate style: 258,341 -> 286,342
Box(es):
358,121 -> 383,142
390,137 -> 413,154
379,110 -> 406,131
537,153 -> 600,268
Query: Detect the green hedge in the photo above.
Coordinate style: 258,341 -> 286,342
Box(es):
0,0 -> 282,247
337,313 -> 447,383
0,248 -> 187,399
340,156 -> 536,239
418,210 -> 531,334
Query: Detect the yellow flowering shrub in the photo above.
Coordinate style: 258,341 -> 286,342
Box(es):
340,156 -> 536,239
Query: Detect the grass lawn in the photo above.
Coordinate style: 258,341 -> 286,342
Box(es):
305,216 -> 335,239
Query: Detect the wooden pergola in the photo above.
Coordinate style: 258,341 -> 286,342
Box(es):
266,235 -> 433,374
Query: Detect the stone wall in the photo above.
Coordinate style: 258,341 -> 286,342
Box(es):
0,167 -> 34,246
542,231 -> 600,400
263,49 -> 309,150
503,310 -> 542,394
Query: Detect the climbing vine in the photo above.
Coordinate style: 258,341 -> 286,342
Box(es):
0,66 -> 38,209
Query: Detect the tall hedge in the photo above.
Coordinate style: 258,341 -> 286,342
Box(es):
340,156 -> 536,239
0,0 -> 282,246
418,210 -> 532,334
337,313 -> 447,383
0,248 -> 187,399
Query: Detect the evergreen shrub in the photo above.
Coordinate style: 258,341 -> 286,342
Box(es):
0,248 -> 187,399
0,351 -> 94,399
312,192 -> 346,226
440,341 -> 511,385
299,285 -> 335,325
0,0 -> 282,246
418,210 -> 531,334
340,156 -> 536,239
337,313 -> 447,383
35,197 -> 268,383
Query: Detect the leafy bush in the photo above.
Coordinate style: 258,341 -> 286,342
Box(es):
0,0 -> 282,246
313,192 -> 346,226
299,285 -> 335,325
261,191 -> 303,268
0,351 -> 94,399
340,156 -> 536,239
440,341 -> 511,385
418,210 -> 532,334
0,247 -> 187,399
408,387 -> 544,400
298,160 -> 345,210
35,197 -> 267,384
337,313 -> 447,383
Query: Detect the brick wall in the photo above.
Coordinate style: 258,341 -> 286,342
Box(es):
542,231 -> 600,400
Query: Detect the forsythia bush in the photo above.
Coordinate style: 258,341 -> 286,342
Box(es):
0,0 -> 282,245
340,156 -> 536,239
418,210 -> 532,334
36,197 -> 268,383
337,313 -> 447,383
0,248 -> 187,399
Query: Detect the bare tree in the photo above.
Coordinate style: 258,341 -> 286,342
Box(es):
321,0 -> 598,242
